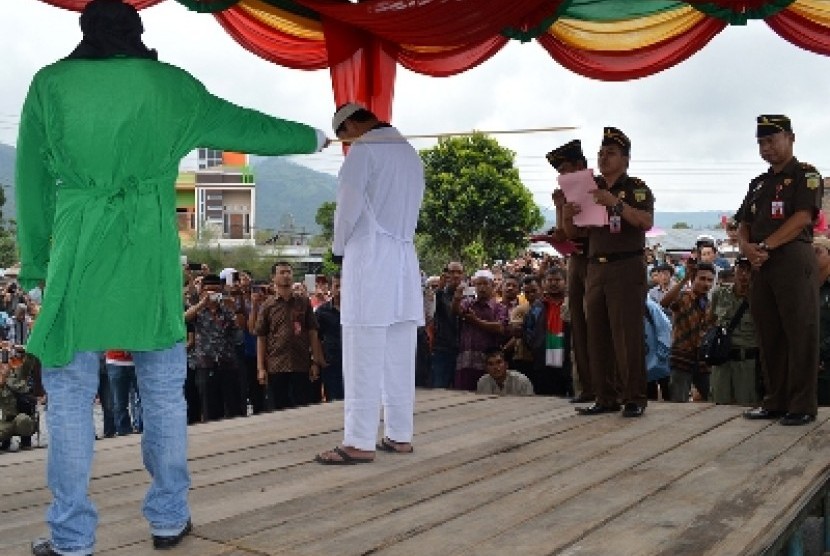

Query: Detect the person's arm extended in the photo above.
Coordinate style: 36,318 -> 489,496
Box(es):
660,274 -> 688,309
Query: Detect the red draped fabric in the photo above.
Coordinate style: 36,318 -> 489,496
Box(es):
766,9 -> 830,56
214,8 -> 328,69
397,37 -> 509,77
537,16 -> 727,81
323,16 -> 398,125
293,0 -> 562,47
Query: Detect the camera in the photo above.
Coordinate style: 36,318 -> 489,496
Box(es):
209,292 -> 223,303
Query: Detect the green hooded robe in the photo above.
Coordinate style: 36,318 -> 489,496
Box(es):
15,58 -> 320,367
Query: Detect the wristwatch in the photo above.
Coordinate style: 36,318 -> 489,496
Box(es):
758,241 -> 770,251
612,200 -> 625,215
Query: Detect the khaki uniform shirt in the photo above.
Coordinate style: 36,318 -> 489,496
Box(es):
587,174 -> 655,257
710,285 -> 756,349
735,157 -> 823,243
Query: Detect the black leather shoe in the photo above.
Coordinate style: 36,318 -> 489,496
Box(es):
621,403 -> 645,418
743,407 -> 785,420
779,413 -> 816,426
569,394 -> 596,404
32,538 -> 91,556
152,519 -> 192,550
575,403 -> 620,415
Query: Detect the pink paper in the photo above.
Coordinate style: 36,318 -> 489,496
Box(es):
557,169 -> 608,228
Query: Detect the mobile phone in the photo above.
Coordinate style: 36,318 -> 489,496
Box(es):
1,350 -> 9,364
187,262 -> 202,271
463,286 -> 476,298
232,271 -> 240,284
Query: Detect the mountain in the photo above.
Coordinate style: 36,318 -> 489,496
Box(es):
0,143 -> 15,219
251,156 -> 336,234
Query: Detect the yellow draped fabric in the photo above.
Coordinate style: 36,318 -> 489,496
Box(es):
238,0 -> 323,40
787,0 -> 830,25
548,6 -> 707,52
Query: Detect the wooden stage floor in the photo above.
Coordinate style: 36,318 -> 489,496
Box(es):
2,389 -> 830,556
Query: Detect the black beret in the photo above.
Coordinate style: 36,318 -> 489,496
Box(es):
756,115 -> 792,138
601,126 -> 630,154
545,139 -> 585,168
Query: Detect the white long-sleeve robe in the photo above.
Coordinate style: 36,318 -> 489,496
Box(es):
333,126 -> 425,327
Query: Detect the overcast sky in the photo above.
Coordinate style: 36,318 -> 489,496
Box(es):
2,0 -> 830,213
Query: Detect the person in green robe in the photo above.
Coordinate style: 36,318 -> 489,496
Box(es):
17,2 -> 329,555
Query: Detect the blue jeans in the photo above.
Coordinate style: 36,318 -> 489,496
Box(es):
106,364 -> 139,436
42,343 -> 191,555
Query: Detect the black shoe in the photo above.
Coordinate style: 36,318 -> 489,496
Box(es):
152,519 -> 192,550
19,436 -> 32,450
622,403 -> 645,418
743,407 -> 785,420
575,403 -> 620,415
779,413 -> 816,426
569,394 -> 596,404
32,538 -> 91,556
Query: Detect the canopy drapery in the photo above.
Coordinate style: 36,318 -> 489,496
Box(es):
34,0 -> 830,124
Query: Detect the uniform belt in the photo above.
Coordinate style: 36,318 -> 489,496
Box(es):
729,347 -> 759,361
589,251 -> 643,264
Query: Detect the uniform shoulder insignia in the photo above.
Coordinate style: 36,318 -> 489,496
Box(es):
800,162 -> 818,172
629,177 -> 645,186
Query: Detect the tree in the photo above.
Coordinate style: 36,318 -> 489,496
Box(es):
418,133 -> 543,268
672,222 -> 691,229
315,201 -> 336,243
0,185 -> 16,268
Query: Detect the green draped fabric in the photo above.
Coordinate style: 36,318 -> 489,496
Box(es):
557,0 -> 685,22
172,0 -> 239,13
691,0 -> 795,25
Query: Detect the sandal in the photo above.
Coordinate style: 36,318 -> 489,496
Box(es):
314,446 -> 374,465
376,437 -> 414,454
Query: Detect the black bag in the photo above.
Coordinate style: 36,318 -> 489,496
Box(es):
700,300 -> 749,366
13,390 -> 37,416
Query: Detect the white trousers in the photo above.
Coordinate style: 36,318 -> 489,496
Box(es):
342,322 -> 417,451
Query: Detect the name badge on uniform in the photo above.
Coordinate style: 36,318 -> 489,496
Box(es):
771,200 -> 785,219
609,215 -> 622,233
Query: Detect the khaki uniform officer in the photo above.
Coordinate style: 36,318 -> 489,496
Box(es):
546,140 -> 595,403
738,115 -> 823,426
567,127 -> 655,417
0,365 -> 35,450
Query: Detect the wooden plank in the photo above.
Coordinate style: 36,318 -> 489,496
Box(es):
1,394 -> 829,556
449,405 -> 793,556
263,403 -> 733,556
229,400 -> 716,554
0,395 -> 569,553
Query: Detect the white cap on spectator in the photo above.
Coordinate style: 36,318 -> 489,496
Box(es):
473,269 -> 494,282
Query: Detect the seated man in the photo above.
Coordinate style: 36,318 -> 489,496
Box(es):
0,363 -> 35,450
477,348 -> 534,396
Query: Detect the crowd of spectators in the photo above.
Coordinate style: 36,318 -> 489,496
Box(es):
3,223 -> 830,450
419,232 -> 830,406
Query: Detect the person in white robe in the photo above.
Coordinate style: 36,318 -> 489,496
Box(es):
315,104 -> 425,464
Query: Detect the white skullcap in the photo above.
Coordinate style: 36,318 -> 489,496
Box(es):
473,269 -> 494,282
332,103 -> 365,133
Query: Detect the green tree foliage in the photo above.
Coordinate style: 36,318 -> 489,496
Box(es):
315,201 -> 336,243
672,221 -> 691,229
418,133 -> 543,269
0,185 -> 17,268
